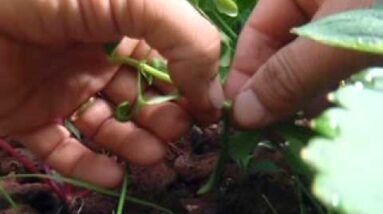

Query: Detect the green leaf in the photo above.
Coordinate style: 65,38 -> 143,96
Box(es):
293,9 -> 383,54
115,101 -> 132,122
277,125 -> 314,176
228,131 -> 262,171
150,58 -> 169,74
302,83 -> 383,214
213,0 -> 238,17
64,120 -> 82,140
350,67 -> 383,90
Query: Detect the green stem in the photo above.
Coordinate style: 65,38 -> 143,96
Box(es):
112,57 -> 172,84
212,10 -> 237,40
198,102 -> 232,195
0,184 -> 18,210
0,174 -> 174,214
117,169 -> 130,214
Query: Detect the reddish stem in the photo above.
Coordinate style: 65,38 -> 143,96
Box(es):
0,139 -> 67,202
0,139 -> 38,172
77,190 -> 92,198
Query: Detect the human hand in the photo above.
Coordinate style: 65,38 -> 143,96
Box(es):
0,0 -> 222,187
226,0 -> 382,128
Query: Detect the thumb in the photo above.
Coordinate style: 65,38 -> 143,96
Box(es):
233,38 -> 382,128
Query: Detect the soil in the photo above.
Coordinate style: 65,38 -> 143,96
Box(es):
0,126 -> 321,214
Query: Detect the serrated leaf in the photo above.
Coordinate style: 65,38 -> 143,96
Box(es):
302,84 -> 383,214
293,9 -> 383,54
214,0 -> 238,17
350,67 -> 383,90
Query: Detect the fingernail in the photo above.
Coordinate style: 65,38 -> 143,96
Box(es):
234,90 -> 266,128
209,76 -> 225,109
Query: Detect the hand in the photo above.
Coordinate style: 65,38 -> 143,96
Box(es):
0,0 -> 222,187
226,0 -> 382,128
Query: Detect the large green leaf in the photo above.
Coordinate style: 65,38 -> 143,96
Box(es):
302,83 -> 383,214
293,9 -> 383,54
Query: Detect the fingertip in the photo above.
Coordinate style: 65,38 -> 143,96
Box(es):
208,76 -> 225,110
72,154 -> 124,188
233,89 -> 271,129
225,70 -> 250,100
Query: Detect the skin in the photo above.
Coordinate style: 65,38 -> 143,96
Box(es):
0,0 -> 222,188
226,0 -> 383,128
0,0 -> 381,188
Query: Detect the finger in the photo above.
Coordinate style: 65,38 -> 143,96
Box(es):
72,98 -> 167,165
233,0 -> 379,129
103,67 -> 191,141
0,0 -> 222,118
226,0 -> 322,99
17,124 -> 123,188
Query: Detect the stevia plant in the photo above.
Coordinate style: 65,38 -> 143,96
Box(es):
4,1 -> 381,213
293,6 -> 383,214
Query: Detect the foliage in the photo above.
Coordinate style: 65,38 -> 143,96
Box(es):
294,7 -> 383,214
105,3 -> 383,214
303,83 -> 383,214
190,0 -> 258,82
292,8 -> 383,54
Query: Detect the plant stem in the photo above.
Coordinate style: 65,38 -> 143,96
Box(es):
117,169 -> 130,214
198,102 -> 232,195
1,174 -> 174,214
112,57 -> 172,84
0,139 -> 38,173
262,194 -> 278,214
212,10 -> 237,40
0,184 -> 18,210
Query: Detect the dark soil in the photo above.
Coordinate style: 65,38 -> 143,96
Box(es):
0,126 -> 321,214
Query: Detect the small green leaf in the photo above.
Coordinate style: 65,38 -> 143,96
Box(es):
228,131 -> 262,171
64,120 -> 82,140
150,58 -> 169,73
293,9 -> 383,54
214,0 -> 239,17
115,101 -> 132,122
310,109 -> 344,139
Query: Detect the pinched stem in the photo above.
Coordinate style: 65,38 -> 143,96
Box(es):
111,56 -> 172,84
